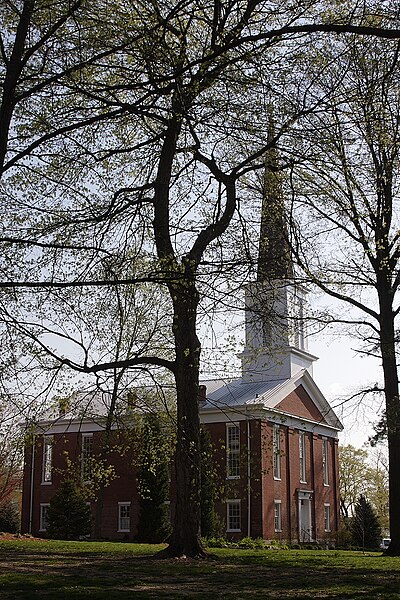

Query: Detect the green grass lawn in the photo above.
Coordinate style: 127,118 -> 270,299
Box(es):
0,539 -> 399,599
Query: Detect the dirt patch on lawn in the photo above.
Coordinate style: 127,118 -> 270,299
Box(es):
0,533 -> 46,542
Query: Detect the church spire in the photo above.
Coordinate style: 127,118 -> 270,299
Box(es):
241,117 -> 317,382
257,119 -> 293,282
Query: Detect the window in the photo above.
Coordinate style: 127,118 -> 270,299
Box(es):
290,293 -> 306,350
118,502 -> 131,532
297,295 -> 305,350
39,503 -> 50,531
324,504 -> 331,532
299,432 -> 306,483
322,438 -> 329,486
273,425 -> 281,480
42,436 -> 53,484
227,499 -> 241,532
81,433 -> 93,482
262,321 -> 272,346
274,500 -> 282,532
226,423 -> 240,479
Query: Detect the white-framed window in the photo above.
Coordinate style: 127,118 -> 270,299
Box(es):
299,431 -> 306,483
274,500 -> 282,532
227,499 -> 241,532
81,433 -> 93,482
226,423 -> 240,479
39,503 -> 50,532
290,292 -> 306,350
42,436 -> 53,484
262,321 -> 272,345
324,504 -> 331,532
273,425 -> 281,480
322,437 -> 329,486
297,295 -> 306,350
118,502 -> 131,532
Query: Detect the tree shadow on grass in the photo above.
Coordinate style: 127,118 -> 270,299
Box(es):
1,552 -> 400,599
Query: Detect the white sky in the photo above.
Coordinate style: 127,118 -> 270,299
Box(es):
310,333 -> 384,449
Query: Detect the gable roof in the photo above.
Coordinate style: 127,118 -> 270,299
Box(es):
200,369 -> 343,431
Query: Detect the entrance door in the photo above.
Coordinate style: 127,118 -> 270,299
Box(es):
298,496 -> 312,542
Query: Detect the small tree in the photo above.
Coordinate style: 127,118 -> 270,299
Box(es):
339,445 -> 374,521
351,495 -> 381,550
47,480 -> 91,540
200,427 -> 221,538
340,444 -> 389,534
136,413 -> 171,543
0,501 -> 19,533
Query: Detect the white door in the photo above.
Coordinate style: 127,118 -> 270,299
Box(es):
298,497 -> 312,542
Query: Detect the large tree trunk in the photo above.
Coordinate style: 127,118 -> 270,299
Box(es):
152,109 -> 207,557
159,275 -> 207,558
94,376 -> 120,539
378,287 -> 400,555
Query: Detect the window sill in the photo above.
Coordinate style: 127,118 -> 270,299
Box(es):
41,481 -> 52,486
227,529 -> 241,533
273,477 -> 281,481
323,483 -> 330,487
274,529 -> 282,533
117,529 -> 130,533
226,476 -> 240,480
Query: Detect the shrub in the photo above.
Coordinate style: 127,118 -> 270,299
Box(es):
237,537 -> 265,549
47,480 -> 91,540
0,502 -> 19,533
204,536 -> 265,549
204,536 -> 230,548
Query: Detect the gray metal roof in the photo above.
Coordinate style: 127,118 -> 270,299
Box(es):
200,377 -> 287,408
36,368 -> 342,433
200,369 -> 343,431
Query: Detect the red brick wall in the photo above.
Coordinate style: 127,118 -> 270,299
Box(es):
22,432 -> 83,535
276,385 -> 327,424
259,423 -> 340,543
204,419 -> 340,543
312,435 -> 339,542
22,419 -> 340,543
204,420 -> 263,539
21,430 -> 142,540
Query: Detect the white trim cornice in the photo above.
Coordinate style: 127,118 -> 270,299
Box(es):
200,404 -> 340,438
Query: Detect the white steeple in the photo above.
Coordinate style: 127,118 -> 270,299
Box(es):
240,125 -> 317,382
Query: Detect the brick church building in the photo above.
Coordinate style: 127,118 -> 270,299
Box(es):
21,152 -> 342,544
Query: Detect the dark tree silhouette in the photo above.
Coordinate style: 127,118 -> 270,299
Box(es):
351,495 -> 381,550
136,413 -> 171,544
47,480 -> 91,540
0,501 -> 19,533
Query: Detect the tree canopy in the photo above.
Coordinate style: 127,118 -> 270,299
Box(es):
287,25 -> 400,554
339,444 -> 389,532
2,0 -> 400,557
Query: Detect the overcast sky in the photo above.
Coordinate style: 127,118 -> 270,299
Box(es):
311,333 -> 384,449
